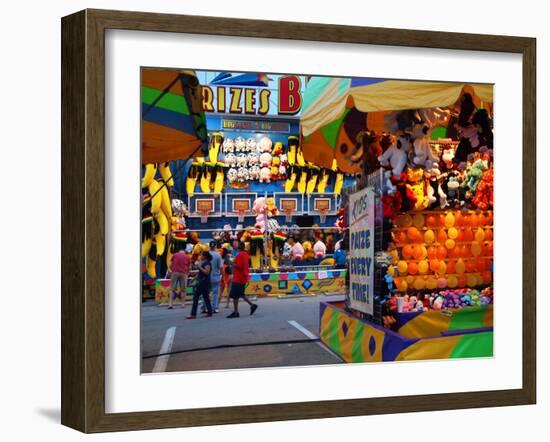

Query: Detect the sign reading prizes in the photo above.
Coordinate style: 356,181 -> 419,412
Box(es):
348,187 -> 375,315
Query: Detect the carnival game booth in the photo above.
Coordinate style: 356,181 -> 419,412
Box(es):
147,71 -> 353,303
301,77 -> 495,362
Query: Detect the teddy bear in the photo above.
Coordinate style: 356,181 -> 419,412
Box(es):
302,240 -> 314,261
313,240 -> 327,259
378,134 -> 412,177
411,123 -> 437,169
234,137 -> 246,153
259,166 -> 271,183
265,197 -> 279,217
222,138 -> 234,153
224,153 -> 237,168
258,136 -> 273,153
249,165 -> 261,180
246,137 -> 257,152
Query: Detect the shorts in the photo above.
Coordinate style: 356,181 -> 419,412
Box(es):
229,282 -> 246,300
170,272 -> 188,292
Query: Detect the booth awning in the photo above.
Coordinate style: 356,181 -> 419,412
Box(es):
141,69 -> 208,164
300,77 -> 493,172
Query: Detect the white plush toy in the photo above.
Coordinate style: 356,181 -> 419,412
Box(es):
235,137 -> 246,152
259,166 -> 271,183
246,137 -> 257,152
382,170 -> 396,195
249,165 -> 261,180
227,167 -> 238,183
236,153 -> 248,167
378,135 -> 411,177
411,123 -> 437,169
237,167 -> 249,182
247,151 -> 259,166
224,153 -> 237,167
313,240 -> 326,259
259,152 -> 272,167
222,138 -> 234,153
258,136 -> 273,153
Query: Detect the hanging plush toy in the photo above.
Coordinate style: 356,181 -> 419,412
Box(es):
247,151 -> 259,166
313,240 -> 327,259
278,154 -> 288,180
258,136 -> 273,153
405,168 -> 427,210
259,152 -> 272,168
306,163 -> 320,194
287,136 -> 299,166
227,167 -> 238,184
361,130 -> 383,176
249,165 -> 261,180
222,138 -> 235,153
237,167 -> 249,182
284,165 -> 298,192
378,134 -> 411,177
200,161 -> 214,193
461,156 -> 488,198
213,161 -> 226,194
472,168 -> 494,210
271,156 -> 280,180
266,197 -> 279,217
297,166 -> 308,194
208,132 -> 223,164
272,141 -> 284,156
234,136 -> 246,153
411,123 -> 437,169
236,153 -> 248,168
302,241 -> 315,261
331,159 -> 344,195
185,160 -> 202,196
246,137 -> 257,152
224,152 -> 237,168
259,166 -> 272,183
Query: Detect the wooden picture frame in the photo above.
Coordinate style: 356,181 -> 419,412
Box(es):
61,8 -> 536,433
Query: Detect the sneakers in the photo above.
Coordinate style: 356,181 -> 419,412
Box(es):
250,304 -> 258,316
167,306 -> 173,309
227,312 -> 240,318
186,315 -> 196,320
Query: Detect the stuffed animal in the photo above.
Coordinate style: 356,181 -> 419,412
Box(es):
313,240 -> 327,259
272,141 -> 283,155
227,167 -> 238,184
411,123 -> 437,168
252,197 -> 268,231
249,165 -> 261,180
472,168 -> 494,210
302,241 -> 314,261
247,151 -> 259,166
236,153 -> 248,167
383,170 -> 397,195
259,152 -> 272,167
266,197 -> 279,217
222,138 -> 234,153
378,134 -> 411,177
234,136 -> 246,152
246,137 -> 257,152
360,130 -> 383,176
258,136 -> 273,153
446,173 -> 462,207
461,157 -> 488,196
291,241 -> 304,261
278,153 -> 288,180
237,167 -> 249,182
271,156 -> 280,180
406,167 -> 428,210
259,166 -> 271,183
224,153 -> 237,168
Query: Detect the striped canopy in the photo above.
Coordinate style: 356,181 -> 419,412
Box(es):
141,69 -> 208,164
300,77 -> 493,172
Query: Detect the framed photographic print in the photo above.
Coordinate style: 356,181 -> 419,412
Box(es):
61,9 -> 536,433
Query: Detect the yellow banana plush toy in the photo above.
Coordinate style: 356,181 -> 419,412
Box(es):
141,163 -> 157,188
200,161 -> 214,193
158,162 -> 174,187
208,132 -> 224,164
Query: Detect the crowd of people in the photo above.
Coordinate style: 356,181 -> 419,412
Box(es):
167,240 -> 259,319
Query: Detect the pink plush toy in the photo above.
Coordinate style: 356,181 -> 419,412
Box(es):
252,197 -> 268,232
259,166 -> 271,183
313,240 -> 326,259
291,241 -> 304,260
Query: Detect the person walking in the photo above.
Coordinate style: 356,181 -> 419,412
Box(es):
186,251 -> 213,319
220,245 -> 234,309
168,245 -> 191,309
208,241 -> 223,313
227,241 -> 258,318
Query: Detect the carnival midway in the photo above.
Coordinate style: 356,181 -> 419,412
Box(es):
141,69 -> 494,372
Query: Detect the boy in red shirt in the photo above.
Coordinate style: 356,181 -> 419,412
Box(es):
227,241 -> 258,318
